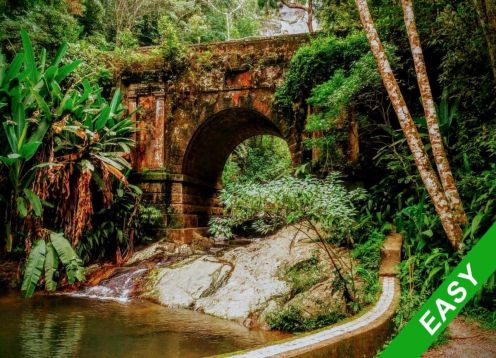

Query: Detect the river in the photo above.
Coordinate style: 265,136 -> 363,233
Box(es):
0,292 -> 288,358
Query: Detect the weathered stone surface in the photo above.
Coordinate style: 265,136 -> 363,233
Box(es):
123,35 -> 360,240
126,240 -> 177,266
123,36 -> 312,239
154,256 -> 232,308
148,226 -> 330,325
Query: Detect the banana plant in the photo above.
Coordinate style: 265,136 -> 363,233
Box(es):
0,30 -> 80,251
21,231 -> 85,298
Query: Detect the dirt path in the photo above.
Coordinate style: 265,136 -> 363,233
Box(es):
423,316 -> 496,358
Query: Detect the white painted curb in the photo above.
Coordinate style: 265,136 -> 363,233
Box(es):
231,277 -> 396,358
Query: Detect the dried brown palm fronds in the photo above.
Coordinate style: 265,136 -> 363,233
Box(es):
65,169 -> 93,247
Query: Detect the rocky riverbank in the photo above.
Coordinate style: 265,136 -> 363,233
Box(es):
132,226 -> 360,330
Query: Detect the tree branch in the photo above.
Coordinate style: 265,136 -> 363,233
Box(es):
280,0 -> 307,11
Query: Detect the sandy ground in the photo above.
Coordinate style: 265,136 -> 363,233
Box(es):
423,317 -> 496,358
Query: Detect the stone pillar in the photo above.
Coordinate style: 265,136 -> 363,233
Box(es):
151,90 -> 165,168
126,89 -> 138,168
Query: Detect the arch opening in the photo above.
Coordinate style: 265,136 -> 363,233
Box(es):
182,108 -> 285,187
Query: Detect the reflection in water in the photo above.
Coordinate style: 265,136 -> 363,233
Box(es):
0,293 -> 289,358
19,312 -> 84,358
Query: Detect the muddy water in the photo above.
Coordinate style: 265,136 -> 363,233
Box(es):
0,292 -> 289,358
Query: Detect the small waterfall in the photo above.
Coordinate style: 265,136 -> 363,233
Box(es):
68,268 -> 147,303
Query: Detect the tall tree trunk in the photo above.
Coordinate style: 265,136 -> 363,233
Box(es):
281,0 -> 314,33
473,0 -> 496,83
354,0 -> 463,250
402,0 -> 467,225
307,0 -> 314,33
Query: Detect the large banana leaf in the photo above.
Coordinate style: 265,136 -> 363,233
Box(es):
21,240 -> 46,298
44,241 -> 59,291
50,232 -> 85,284
24,189 -> 42,217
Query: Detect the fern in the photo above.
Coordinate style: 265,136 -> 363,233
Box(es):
21,240 -> 46,298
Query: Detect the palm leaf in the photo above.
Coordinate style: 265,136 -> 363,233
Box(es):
21,240 -> 46,298
50,232 -> 85,284
44,241 -> 59,291
24,189 -> 42,217
20,30 -> 37,83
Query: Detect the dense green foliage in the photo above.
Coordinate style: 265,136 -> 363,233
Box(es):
270,0 -> 496,333
222,136 -> 291,186
0,31 -> 148,296
209,174 -> 366,240
215,0 -> 496,334
0,0 -> 264,53
0,0 -> 494,340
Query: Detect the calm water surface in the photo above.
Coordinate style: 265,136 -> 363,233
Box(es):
0,293 -> 288,358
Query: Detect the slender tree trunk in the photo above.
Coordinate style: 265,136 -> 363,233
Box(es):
354,0 -> 463,250
307,0 -> 314,33
402,0 -> 467,225
473,0 -> 496,83
281,0 -> 314,33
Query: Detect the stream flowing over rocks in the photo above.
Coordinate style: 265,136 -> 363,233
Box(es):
132,226 -> 350,329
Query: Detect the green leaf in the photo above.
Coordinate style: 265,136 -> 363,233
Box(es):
16,197 -> 28,218
24,189 -> 42,217
21,240 -> 46,298
20,30 -> 37,82
50,232 -> 85,284
39,48 -> 46,74
6,53 -> 24,80
95,105 -> 111,131
29,118 -> 50,144
3,120 -> 18,153
109,89 -> 122,121
30,89 -> 51,117
54,60 -> 81,83
0,156 -> 16,165
44,241 -> 59,291
52,42 -> 68,67
20,141 -> 42,161
470,212 -> 484,238
7,153 -> 21,159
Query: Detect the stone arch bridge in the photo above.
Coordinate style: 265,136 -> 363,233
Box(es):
122,34 -> 356,242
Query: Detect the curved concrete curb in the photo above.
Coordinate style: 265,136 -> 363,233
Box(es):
224,233 -> 403,358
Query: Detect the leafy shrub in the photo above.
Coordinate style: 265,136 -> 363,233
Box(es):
274,33 -> 370,112
210,174 -> 368,304
0,4 -> 81,55
266,304 -> 345,332
209,174 -> 366,241
222,136 -> 291,186
284,255 -> 325,296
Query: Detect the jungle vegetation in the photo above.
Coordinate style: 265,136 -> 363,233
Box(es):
0,0 -> 494,337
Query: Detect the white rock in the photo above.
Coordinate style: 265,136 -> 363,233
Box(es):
155,256 -> 231,308
151,226 -> 320,324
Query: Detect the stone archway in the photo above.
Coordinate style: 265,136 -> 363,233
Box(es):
122,35 -> 312,242
182,108 -> 286,187
170,107 -> 294,242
